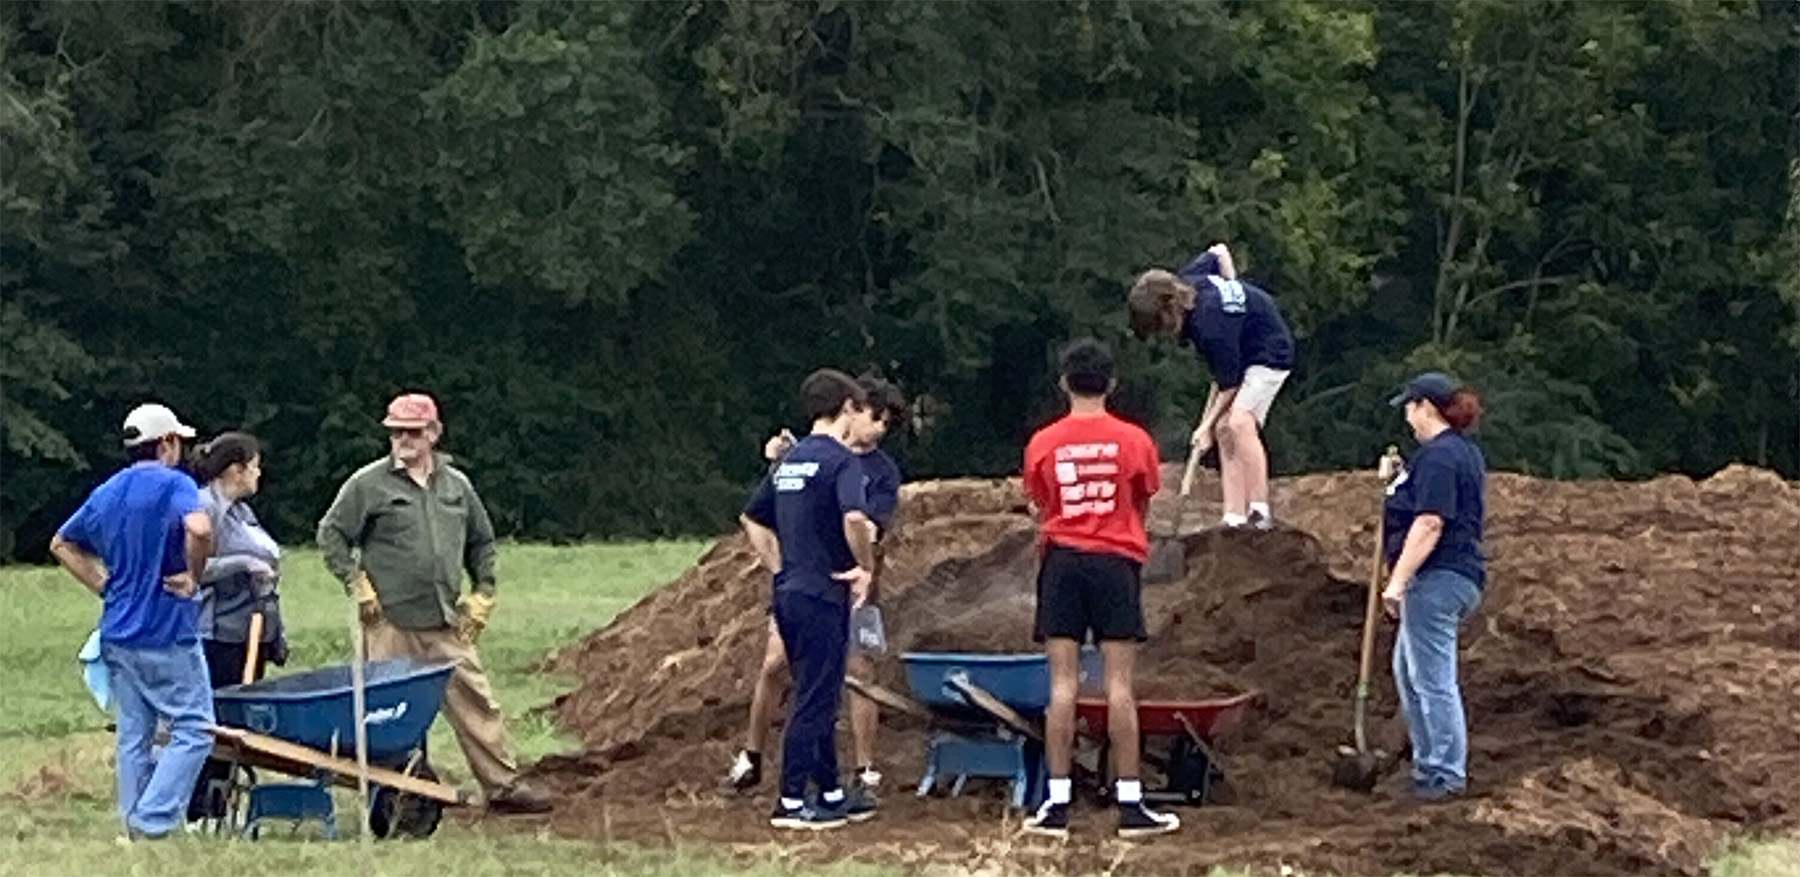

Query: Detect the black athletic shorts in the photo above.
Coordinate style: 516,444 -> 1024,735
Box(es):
1033,544 -> 1147,643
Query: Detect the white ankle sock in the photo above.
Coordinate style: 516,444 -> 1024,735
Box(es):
1222,513 -> 1249,527
1048,777 -> 1072,805
1115,778 -> 1142,804
821,788 -> 845,804
1249,502 -> 1271,520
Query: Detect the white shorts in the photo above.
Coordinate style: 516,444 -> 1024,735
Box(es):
1232,366 -> 1289,426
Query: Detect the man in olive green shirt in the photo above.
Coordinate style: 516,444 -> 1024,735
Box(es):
317,393 -> 551,815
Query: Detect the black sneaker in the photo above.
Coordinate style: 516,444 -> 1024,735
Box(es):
1116,800 -> 1180,838
724,749 -> 762,794
1249,509 -> 1275,531
769,799 -> 848,831
1022,801 -> 1070,838
844,786 -> 877,823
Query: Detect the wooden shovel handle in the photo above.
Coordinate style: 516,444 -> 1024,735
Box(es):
1179,440 -> 1205,498
242,612 -> 264,685
1353,447 -> 1404,751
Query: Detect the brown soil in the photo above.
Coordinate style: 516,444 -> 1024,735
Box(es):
529,464 -> 1800,876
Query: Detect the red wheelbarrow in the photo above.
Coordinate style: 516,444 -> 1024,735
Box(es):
1074,691 -> 1259,806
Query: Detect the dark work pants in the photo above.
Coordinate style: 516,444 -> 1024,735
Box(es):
186,639 -> 267,822
772,589 -> 850,802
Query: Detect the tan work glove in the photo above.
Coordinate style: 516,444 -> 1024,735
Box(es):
455,592 -> 496,644
350,571 -> 383,625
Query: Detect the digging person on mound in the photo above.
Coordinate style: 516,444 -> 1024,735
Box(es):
726,376 -> 906,799
315,393 -> 552,815
739,369 -> 879,830
1128,243 -> 1294,529
1381,372 -> 1488,803
1021,340 -> 1180,839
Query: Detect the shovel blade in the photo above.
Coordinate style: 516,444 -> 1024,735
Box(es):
1331,747 -> 1389,793
1142,538 -> 1186,584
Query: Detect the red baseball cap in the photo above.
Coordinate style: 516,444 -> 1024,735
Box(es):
382,393 -> 440,429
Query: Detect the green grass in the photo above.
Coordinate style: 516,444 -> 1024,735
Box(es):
0,542 -> 897,876
3,542 -> 1794,877
1712,835 -> 1800,877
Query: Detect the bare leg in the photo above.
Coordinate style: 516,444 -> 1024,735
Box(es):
1216,416 -> 1249,520
1044,639 -> 1081,779
845,652 -> 878,775
1229,408 -> 1271,508
745,621 -> 788,754
1100,640 -> 1140,784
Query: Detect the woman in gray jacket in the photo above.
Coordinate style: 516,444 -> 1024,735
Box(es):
186,431 -> 287,823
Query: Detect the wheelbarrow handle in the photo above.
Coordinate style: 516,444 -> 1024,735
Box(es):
844,675 -> 933,720
1173,711 -> 1229,779
944,673 -> 1042,742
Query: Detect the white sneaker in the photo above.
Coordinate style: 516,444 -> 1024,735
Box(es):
1022,800 -> 1070,838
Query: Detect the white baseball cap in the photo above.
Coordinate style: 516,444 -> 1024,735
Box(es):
122,403 -> 197,447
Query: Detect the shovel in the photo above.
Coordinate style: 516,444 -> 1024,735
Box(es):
1332,446 -> 1404,792
348,601 -> 373,845
1143,440 -> 1206,584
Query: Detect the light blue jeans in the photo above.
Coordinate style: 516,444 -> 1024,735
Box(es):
1393,568 -> 1482,792
102,640 -> 216,836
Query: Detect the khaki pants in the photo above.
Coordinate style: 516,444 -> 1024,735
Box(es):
362,619 -> 520,794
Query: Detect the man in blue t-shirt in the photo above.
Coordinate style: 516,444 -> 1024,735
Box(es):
49,403 -> 216,840
1129,243 -> 1296,529
740,369 -> 879,830
725,376 -> 906,800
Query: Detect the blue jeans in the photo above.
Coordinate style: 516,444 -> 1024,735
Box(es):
772,590 -> 849,802
1392,568 -> 1482,792
103,640 -> 216,836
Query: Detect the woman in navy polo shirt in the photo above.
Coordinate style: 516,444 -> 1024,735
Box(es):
1380,371 -> 1487,801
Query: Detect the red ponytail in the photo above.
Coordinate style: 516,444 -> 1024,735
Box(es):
1441,390 -> 1484,432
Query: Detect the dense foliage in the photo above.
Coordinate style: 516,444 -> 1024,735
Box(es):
4,1 -> 1797,558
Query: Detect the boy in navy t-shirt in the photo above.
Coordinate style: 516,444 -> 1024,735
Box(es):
49,403 -> 217,840
740,369 -> 879,830
1128,243 -> 1296,529
726,377 -> 907,799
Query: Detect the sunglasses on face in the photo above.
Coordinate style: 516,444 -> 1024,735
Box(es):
389,427 -> 426,439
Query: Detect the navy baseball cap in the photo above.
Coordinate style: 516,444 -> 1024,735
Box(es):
1389,371 -> 1460,408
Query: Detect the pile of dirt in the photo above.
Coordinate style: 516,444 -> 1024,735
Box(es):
532,464 -> 1800,876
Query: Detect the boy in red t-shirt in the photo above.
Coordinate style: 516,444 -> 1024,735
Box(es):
1020,339 -> 1180,839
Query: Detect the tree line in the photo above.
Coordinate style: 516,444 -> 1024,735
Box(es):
4,0 -> 1797,559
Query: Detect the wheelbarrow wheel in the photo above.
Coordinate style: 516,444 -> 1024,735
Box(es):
369,761 -> 444,840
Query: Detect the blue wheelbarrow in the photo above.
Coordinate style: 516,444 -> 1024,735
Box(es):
208,658 -> 469,839
895,652 -> 1074,809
